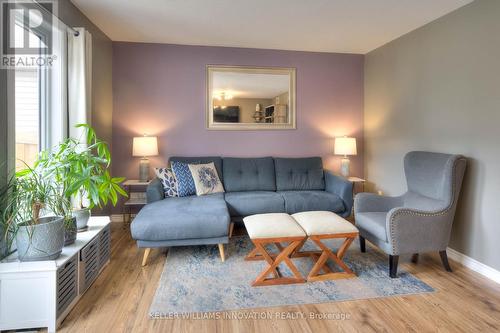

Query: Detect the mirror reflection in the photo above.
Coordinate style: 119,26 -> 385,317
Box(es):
207,66 -> 296,130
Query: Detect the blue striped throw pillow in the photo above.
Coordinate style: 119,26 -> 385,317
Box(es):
171,161 -> 196,197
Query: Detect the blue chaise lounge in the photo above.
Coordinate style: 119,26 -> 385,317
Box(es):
131,156 -> 353,265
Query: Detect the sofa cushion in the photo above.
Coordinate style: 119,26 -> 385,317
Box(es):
355,212 -> 388,241
169,156 -> 223,181
131,193 -> 230,241
403,192 -> 447,211
223,157 -> 276,192
278,190 -> 344,214
274,157 -> 325,191
224,191 -> 285,216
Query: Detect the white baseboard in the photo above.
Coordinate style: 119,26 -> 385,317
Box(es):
110,214 -> 125,223
447,247 -> 500,284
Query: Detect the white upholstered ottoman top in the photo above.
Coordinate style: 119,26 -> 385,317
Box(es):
244,213 -> 306,239
292,211 -> 359,236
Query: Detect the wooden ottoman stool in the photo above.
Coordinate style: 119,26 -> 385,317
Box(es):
292,211 -> 359,282
243,213 -> 307,286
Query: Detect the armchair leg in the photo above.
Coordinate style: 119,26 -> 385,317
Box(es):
359,236 -> 366,253
411,253 -> 419,263
439,250 -> 452,272
229,222 -> 235,238
389,255 -> 399,278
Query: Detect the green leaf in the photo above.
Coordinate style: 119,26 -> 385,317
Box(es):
110,188 -> 118,205
113,183 -> 128,197
15,169 -> 30,177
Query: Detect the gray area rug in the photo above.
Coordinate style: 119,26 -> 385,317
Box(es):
150,236 -> 434,314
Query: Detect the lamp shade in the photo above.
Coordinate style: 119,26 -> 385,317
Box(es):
334,137 -> 357,156
132,136 -> 158,157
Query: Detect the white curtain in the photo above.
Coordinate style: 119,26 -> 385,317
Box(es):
44,19 -> 68,150
67,27 -> 92,142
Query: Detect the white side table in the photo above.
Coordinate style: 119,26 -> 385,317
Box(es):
123,180 -> 150,224
348,176 -> 366,196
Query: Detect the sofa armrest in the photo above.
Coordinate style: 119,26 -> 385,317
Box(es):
146,178 -> 165,203
354,193 -> 403,214
324,171 -> 353,217
386,207 -> 453,255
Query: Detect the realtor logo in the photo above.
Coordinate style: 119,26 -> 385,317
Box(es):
1,0 -> 55,68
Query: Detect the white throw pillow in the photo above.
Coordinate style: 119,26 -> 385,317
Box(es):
188,162 -> 224,196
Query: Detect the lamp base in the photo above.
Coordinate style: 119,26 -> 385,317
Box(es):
340,157 -> 350,178
139,158 -> 150,182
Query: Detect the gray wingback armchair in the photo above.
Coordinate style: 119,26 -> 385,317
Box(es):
354,151 -> 467,278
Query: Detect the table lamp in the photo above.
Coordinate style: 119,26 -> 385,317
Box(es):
334,136 -> 357,177
132,135 -> 158,182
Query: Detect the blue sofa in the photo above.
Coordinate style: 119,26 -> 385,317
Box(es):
131,156 -> 353,265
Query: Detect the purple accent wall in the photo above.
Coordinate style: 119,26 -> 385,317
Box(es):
112,42 -> 364,201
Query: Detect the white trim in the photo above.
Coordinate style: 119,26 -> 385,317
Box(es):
447,247 -> 500,284
110,214 -> 124,223
110,214 -> 136,223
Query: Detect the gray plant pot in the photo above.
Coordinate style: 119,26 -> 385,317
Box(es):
73,208 -> 91,231
64,217 -> 77,246
15,216 -> 65,262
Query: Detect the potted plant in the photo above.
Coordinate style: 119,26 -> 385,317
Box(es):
1,124 -> 125,258
36,124 -> 127,232
50,191 -> 77,246
6,166 -> 65,261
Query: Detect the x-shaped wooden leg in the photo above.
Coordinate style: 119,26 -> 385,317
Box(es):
245,243 -> 280,278
247,238 -> 306,286
306,234 -> 357,282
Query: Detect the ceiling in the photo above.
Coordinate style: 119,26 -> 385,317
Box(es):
71,0 -> 473,54
213,72 -> 289,99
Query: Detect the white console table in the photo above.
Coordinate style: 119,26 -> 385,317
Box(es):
0,217 -> 111,332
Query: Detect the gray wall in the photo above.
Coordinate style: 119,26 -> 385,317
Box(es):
364,0 -> 500,270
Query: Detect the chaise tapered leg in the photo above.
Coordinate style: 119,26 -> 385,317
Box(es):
218,244 -> 225,262
439,250 -> 452,272
359,236 -> 366,253
389,255 -> 399,278
411,253 -> 419,263
142,248 -> 151,267
229,222 -> 235,238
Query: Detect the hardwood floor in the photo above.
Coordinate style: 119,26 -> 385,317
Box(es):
55,223 -> 500,333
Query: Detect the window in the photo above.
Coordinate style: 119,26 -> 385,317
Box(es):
14,67 -> 40,170
9,8 -> 67,171
12,12 -> 45,170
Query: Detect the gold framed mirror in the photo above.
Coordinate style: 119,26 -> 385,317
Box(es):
206,65 -> 296,130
